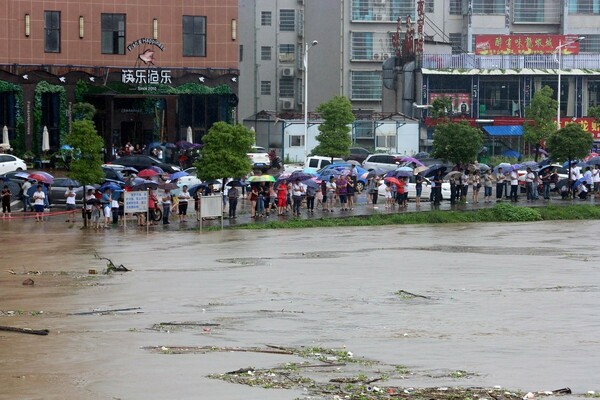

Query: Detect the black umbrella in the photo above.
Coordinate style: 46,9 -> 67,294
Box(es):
226,180 -> 245,187
424,164 -> 448,178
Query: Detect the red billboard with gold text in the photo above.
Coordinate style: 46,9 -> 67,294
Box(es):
475,35 -> 580,55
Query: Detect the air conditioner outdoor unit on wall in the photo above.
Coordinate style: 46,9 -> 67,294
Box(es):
281,98 -> 295,110
373,53 -> 381,60
281,67 -> 295,77
382,53 -> 390,59
375,13 -> 386,21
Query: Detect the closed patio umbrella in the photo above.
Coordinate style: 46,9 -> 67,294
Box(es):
42,126 -> 50,152
2,125 -> 9,149
186,126 -> 193,143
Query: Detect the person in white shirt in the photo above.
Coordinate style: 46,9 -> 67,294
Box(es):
178,185 -> 191,222
592,165 -> 600,193
509,169 -> 519,202
325,176 -> 336,212
583,167 -> 593,192
65,185 -> 77,222
32,185 -> 46,222
291,179 -> 304,217
524,167 -> 536,201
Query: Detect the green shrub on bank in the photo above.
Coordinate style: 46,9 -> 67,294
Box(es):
235,203 -> 598,230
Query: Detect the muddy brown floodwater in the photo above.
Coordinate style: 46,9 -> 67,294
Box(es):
1,220 -> 599,400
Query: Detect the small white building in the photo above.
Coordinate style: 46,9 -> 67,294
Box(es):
243,111 -> 419,163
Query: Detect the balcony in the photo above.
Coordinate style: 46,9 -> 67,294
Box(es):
421,53 -> 600,71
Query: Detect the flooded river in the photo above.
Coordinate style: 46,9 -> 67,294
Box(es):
1,220 -> 599,399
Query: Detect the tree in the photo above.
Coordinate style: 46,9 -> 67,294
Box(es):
65,119 -> 105,227
429,96 -> 453,118
588,105 -> 600,123
430,121 -> 484,166
194,122 -> 253,182
523,85 -> 557,161
312,95 -> 354,159
72,102 -> 97,121
547,123 -> 593,196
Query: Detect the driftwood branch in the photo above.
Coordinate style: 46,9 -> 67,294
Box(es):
69,307 -> 141,316
396,290 -> 432,300
93,251 -> 130,272
0,325 -> 49,336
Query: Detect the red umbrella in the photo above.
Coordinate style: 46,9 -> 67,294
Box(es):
28,172 -> 54,184
138,169 -> 159,178
383,177 -> 402,187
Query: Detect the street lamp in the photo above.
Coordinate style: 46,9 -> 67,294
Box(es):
554,36 -> 585,129
303,40 -> 318,161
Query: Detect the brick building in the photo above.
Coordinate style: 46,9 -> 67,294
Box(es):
0,0 -> 238,156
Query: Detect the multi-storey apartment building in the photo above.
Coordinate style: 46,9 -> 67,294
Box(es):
0,0 -> 238,155
239,0 -> 600,152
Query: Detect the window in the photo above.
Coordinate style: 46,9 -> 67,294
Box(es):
351,71 -> 382,101
260,81 -> 271,96
44,11 -> 60,53
450,0 -> 463,14
449,33 -> 464,54
580,35 -> 600,52
183,15 -> 206,57
261,11 -> 272,26
101,13 -> 125,55
514,0 -> 559,23
279,77 -> 294,97
351,32 -> 374,61
279,9 -> 295,31
472,0 -> 503,14
425,0 -> 434,13
289,135 -> 304,147
568,0 -> 600,14
279,43 -> 295,62
260,46 -> 272,60
390,0 -> 416,21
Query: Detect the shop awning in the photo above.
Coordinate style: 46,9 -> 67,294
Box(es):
483,125 -> 523,136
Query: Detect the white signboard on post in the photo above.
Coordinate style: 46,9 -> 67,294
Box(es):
199,195 -> 223,230
124,191 -> 149,213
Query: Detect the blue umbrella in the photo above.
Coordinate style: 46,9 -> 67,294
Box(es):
563,160 -> 579,168
60,178 -> 80,187
99,182 -> 122,192
61,144 -> 73,150
521,161 -> 539,169
188,183 -> 208,197
111,189 -> 123,201
502,149 -> 521,159
574,177 -> 586,189
149,165 -> 165,174
493,162 -> 511,174
510,164 -> 523,172
27,185 -> 48,197
147,141 -> 162,149
303,179 -> 320,189
169,171 -> 189,180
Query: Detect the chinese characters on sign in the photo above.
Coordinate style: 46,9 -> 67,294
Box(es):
124,191 -> 149,213
559,118 -> 600,140
475,35 -> 580,55
121,69 -> 172,91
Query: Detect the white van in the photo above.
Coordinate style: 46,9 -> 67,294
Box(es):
303,156 -> 344,173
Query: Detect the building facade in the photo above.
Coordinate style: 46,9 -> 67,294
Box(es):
239,0 -> 600,154
0,0 -> 238,156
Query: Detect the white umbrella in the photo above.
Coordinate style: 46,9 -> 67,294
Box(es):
186,126 -> 193,143
2,125 -> 9,148
42,126 -> 50,152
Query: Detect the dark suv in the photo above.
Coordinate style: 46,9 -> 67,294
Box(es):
111,155 -> 181,173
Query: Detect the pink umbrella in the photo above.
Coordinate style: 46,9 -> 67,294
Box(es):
400,157 -> 425,166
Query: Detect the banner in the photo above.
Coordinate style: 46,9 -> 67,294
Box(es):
475,35 -> 580,55
429,92 -> 471,114
558,118 -> 600,139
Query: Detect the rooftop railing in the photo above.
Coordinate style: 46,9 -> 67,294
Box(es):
421,53 -> 600,70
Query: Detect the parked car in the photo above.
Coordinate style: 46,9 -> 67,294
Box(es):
303,156 -> 344,173
377,176 -> 451,200
247,146 -> 271,172
102,166 -> 126,184
346,147 -> 370,164
362,154 -> 404,172
110,155 -> 181,173
47,178 -> 86,205
0,154 -> 27,175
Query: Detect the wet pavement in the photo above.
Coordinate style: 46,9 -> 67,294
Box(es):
0,195 -> 599,399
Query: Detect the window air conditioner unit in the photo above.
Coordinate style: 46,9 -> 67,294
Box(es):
382,52 -> 391,60
281,98 -> 295,110
373,53 -> 381,60
375,13 -> 386,21
281,67 -> 295,77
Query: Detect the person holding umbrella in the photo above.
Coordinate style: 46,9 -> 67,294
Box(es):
161,189 -> 172,225
415,173 -> 424,207
64,185 -> 77,222
433,170 -> 443,205
227,184 -> 239,219
1,185 -> 11,219
21,179 -> 32,212
291,178 -> 305,216
276,179 -> 288,216
101,188 -> 112,228
495,167 -> 505,201
509,167 -> 519,202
